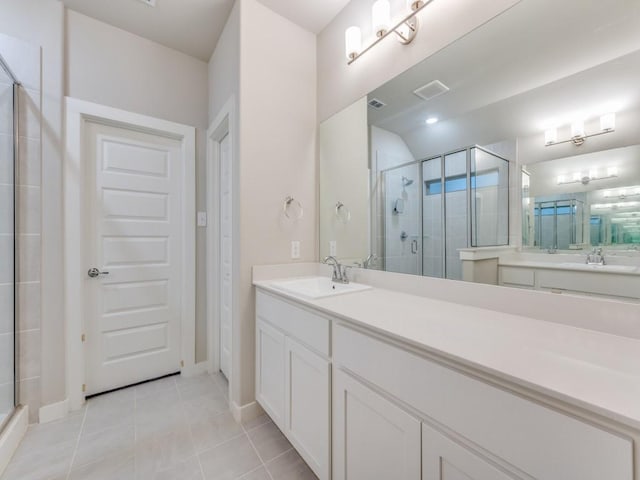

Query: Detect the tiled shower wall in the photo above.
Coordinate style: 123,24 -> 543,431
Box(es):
0,33 -> 42,423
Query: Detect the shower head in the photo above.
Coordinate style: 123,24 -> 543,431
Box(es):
402,176 -> 414,187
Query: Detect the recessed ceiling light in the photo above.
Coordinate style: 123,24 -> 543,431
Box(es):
425,117 -> 438,125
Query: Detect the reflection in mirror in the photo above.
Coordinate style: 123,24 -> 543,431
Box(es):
319,0 -> 640,301
524,145 -> 640,250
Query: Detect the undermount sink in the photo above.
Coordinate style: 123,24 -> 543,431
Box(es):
557,263 -> 638,273
269,276 -> 372,299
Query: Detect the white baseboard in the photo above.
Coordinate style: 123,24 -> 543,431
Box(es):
230,400 -> 264,424
0,406 -> 28,476
38,399 -> 69,424
180,361 -> 209,378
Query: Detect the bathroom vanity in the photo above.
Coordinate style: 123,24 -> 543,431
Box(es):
253,265 -> 640,480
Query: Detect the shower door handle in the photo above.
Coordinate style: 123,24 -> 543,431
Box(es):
411,239 -> 418,254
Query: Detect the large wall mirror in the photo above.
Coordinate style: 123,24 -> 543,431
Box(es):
319,0 -> 640,301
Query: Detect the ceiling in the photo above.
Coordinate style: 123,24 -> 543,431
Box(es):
366,0 -> 640,159
61,0 -> 235,61
256,0 -> 351,34
61,0 -> 350,61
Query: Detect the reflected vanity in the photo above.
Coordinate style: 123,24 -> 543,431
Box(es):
319,0 -> 640,301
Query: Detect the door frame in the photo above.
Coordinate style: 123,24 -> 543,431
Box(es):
64,97 -> 196,410
206,96 -> 235,396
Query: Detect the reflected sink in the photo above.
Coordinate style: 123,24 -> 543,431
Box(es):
557,263 -> 638,273
269,276 -> 372,299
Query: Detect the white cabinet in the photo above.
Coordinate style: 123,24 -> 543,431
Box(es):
256,319 -> 285,426
255,291 -> 330,480
422,423 -> 518,480
285,338 -> 330,480
332,368 -> 421,480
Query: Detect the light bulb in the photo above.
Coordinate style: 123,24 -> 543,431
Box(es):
425,117 -> 438,125
345,26 -> 362,61
557,175 -> 566,184
607,166 -> 618,177
372,0 -> 391,36
571,120 -> 585,138
600,113 -> 616,132
544,128 -> 557,145
572,172 -> 582,182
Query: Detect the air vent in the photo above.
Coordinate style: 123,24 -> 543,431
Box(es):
136,0 -> 156,6
368,98 -> 386,109
413,80 -> 450,101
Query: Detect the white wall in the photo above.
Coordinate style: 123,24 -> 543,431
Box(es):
319,97 -> 369,263
65,10 -> 210,362
316,0 -> 521,122
235,0 -> 317,407
0,0 -> 65,421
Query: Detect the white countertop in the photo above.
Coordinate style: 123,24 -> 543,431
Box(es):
499,259 -> 640,275
254,277 -> 640,430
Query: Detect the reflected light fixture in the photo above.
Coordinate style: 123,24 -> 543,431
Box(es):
544,113 -> 616,147
557,166 -> 619,185
345,0 -> 434,65
425,117 -> 438,125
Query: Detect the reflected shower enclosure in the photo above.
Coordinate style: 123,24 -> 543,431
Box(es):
0,55 -> 17,430
381,146 -> 509,280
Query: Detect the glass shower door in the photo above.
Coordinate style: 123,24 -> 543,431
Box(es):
0,66 -> 16,429
383,163 -> 421,275
444,150 -> 468,280
422,157 -> 443,278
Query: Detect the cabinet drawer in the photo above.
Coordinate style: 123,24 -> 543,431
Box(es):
334,324 -> 633,480
499,266 -> 534,286
256,290 -> 330,356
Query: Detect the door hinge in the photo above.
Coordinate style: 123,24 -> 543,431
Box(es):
82,384 -> 86,392
180,360 -> 184,368
81,334 -> 86,342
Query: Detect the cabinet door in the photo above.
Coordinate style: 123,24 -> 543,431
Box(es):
256,319 -> 285,427
285,338 -> 330,480
333,369 -> 421,480
422,423 -> 522,480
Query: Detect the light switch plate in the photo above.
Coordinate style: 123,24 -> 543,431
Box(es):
197,211 -> 207,227
329,241 -> 337,256
291,241 -> 301,259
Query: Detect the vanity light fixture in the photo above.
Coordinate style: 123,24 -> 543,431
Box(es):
544,113 -> 616,147
557,166 -> 618,186
604,187 -> 640,200
345,0 -> 435,65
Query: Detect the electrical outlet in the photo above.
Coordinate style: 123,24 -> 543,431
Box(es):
291,241 -> 301,259
197,211 -> 207,227
329,241 -> 337,256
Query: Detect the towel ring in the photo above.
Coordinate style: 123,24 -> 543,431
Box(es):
335,201 -> 351,223
283,196 -> 304,220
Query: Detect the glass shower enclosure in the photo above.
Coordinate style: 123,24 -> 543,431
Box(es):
381,146 -> 509,280
0,54 -> 18,431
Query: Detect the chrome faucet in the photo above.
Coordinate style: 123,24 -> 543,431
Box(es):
323,256 -> 351,284
363,254 -> 378,269
586,247 -> 605,265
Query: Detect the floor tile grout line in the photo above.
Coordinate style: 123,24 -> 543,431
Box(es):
244,427 -> 276,480
178,383 -> 207,480
64,401 -> 89,480
236,464 -> 269,480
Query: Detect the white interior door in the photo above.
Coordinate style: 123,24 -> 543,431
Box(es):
219,133 -> 232,379
84,121 -> 183,395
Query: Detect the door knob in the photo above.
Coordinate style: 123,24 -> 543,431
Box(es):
87,268 -> 109,278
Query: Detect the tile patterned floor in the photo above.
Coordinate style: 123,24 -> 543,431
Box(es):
1,373 -> 318,480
